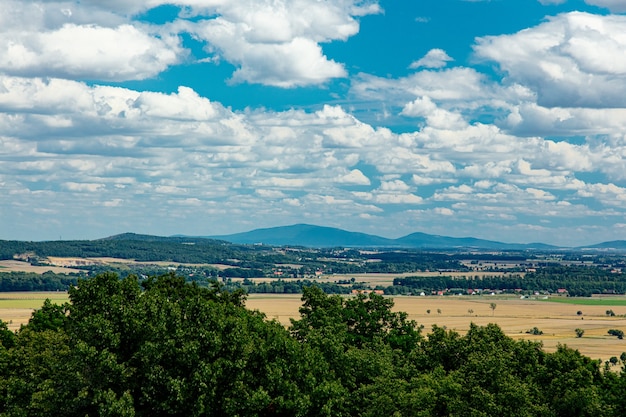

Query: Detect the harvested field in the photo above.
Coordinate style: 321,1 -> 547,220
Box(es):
0,260 -> 82,274
246,294 -> 626,364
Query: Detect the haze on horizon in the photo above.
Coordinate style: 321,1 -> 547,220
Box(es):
2,0 -> 626,247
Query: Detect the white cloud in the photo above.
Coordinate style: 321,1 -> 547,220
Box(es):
181,0 -> 381,87
1,0 -> 380,86
0,21 -> 184,81
474,12 -> 626,108
130,86 -> 221,121
401,96 -> 467,129
409,49 -> 453,69
577,182 -> 626,206
517,160 -> 552,177
525,187 -> 556,201
374,193 -> 423,204
433,207 -> 454,216
379,180 -> 410,192
337,169 -> 371,185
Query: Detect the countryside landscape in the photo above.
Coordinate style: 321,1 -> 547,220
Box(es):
5,0 -> 626,414
3,225 -> 626,414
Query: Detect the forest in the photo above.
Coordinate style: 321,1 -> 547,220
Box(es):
2,272 -> 626,416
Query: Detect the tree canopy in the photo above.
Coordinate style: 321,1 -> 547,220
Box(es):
1,272 -> 626,416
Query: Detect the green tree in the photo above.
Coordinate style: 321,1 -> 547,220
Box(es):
576,328 -> 585,338
0,321 -> 15,349
490,302 -> 497,316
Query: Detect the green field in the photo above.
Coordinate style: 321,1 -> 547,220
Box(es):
0,292 -> 68,309
539,297 -> 626,306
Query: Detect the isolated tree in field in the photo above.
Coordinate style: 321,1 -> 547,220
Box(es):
437,308 -> 442,315
575,328 -> 585,338
490,302 -> 497,316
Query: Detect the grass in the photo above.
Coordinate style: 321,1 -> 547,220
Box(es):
0,292 -> 69,309
539,297 -> 626,306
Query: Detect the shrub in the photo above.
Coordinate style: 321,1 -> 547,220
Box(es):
525,327 -> 543,335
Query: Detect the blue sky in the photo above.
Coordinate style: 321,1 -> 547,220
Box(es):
2,0 -> 626,246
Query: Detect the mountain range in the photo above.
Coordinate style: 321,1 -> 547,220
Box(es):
112,224 -> 626,251
206,224 -> 564,250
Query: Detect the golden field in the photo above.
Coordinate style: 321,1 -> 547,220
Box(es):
247,294 -> 626,364
2,291 -> 626,364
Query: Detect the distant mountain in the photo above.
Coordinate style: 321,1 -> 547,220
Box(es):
208,224 -> 395,247
578,240 -> 626,250
208,224 -> 561,250
395,232 -> 557,250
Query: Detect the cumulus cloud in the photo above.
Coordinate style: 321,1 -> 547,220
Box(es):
0,1 -> 184,81
180,0 -> 381,87
474,12 -> 626,108
401,96 -> 467,129
337,169 -> 371,185
409,49 -> 453,69
1,0 -> 380,86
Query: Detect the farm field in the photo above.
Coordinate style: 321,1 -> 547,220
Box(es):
0,260 -> 82,274
3,291 -> 626,364
246,294 -> 626,364
0,292 -> 69,331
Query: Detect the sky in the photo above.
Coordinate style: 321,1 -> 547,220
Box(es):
2,0 -> 626,246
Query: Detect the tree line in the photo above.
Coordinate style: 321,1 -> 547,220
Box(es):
2,272 -> 626,416
393,265 -> 626,296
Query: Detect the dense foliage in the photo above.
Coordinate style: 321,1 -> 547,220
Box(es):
0,271 -> 79,291
2,272 -> 626,416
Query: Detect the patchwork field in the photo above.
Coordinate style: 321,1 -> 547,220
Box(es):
3,291 -> 626,364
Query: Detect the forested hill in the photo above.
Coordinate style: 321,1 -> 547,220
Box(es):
0,234 -> 258,264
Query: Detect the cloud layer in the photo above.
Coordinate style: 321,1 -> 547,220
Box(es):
1,1 -> 626,246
